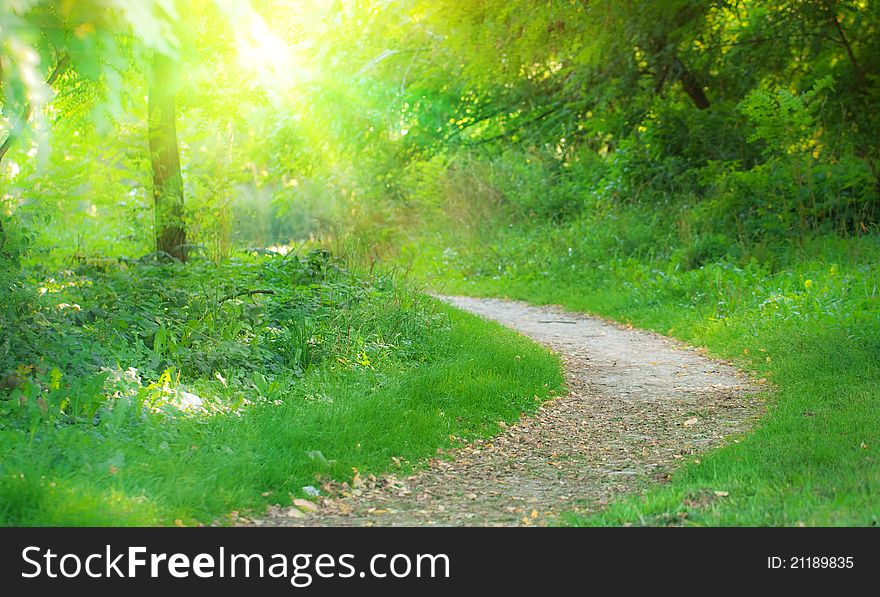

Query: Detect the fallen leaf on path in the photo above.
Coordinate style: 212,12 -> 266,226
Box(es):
293,499 -> 318,512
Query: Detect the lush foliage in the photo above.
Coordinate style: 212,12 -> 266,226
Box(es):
2,0 -> 878,525
5,1 -> 878,254
322,0 -> 878,525
401,197 -> 879,525
0,251 -> 561,525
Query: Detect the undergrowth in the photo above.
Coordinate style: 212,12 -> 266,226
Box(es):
0,250 -> 562,525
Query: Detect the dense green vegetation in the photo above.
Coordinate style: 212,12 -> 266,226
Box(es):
2,0 -> 878,525
364,0 -> 879,525
0,251 -> 561,525
0,0 -> 565,526
404,205 -> 878,525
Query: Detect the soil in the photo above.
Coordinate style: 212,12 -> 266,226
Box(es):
254,296 -> 761,527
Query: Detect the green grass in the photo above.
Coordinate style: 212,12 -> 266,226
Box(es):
0,254 -> 562,526
5,204 -> 877,527
402,214 -> 880,526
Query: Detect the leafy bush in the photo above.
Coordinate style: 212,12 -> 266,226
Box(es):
0,249 -> 441,434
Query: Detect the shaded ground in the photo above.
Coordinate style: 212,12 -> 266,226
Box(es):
255,296 -> 761,526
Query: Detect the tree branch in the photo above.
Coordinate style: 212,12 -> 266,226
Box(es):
698,32 -> 828,52
827,10 -> 867,89
444,106 -> 512,141
465,103 -> 569,146
0,54 -> 70,164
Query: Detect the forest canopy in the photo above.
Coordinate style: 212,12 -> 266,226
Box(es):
2,0 -> 877,260
0,1 -> 878,527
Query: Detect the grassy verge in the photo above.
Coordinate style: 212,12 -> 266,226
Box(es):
0,252 -> 562,526
402,214 -> 880,526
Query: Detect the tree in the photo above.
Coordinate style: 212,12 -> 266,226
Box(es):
0,0 -> 193,260
148,52 -> 187,261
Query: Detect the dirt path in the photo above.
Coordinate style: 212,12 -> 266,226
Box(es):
256,296 -> 761,527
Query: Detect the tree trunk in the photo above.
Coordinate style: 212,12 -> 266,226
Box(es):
148,53 -> 187,262
673,56 -> 710,110
648,39 -> 711,111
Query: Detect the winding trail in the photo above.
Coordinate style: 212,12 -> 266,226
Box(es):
258,296 -> 761,527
